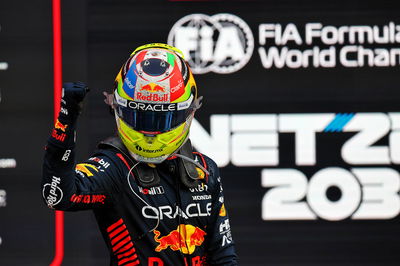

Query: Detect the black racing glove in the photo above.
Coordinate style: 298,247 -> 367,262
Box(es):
58,81 -> 90,122
49,82 -> 89,148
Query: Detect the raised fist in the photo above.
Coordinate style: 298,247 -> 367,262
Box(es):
60,82 -> 89,118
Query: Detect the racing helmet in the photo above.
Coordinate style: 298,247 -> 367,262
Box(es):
112,43 -> 200,163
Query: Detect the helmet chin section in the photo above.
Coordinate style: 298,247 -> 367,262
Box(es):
115,112 -> 193,164
127,150 -> 170,164
125,135 -> 190,164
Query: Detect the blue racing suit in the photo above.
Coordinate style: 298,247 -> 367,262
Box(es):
41,83 -> 238,266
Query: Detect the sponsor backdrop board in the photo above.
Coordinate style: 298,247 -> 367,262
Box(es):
2,0 -> 400,265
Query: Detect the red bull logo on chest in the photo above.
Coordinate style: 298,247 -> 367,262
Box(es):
153,224 -> 206,255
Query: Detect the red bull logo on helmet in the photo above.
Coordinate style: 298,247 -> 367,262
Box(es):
136,92 -> 169,102
141,83 -> 166,92
136,82 -> 170,102
153,224 -> 206,254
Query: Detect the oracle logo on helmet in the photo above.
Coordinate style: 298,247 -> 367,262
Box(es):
168,13 -> 254,74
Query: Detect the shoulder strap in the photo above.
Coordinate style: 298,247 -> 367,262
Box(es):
177,139 -> 201,188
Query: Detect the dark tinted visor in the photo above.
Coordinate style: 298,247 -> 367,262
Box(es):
114,93 -> 195,133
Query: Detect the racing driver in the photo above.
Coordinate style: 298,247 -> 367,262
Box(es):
42,43 -> 238,265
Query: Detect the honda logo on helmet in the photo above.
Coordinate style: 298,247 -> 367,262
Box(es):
168,13 -> 254,74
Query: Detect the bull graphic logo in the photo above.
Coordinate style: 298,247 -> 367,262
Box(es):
153,224 -> 206,254
54,119 -> 68,132
141,82 -> 165,92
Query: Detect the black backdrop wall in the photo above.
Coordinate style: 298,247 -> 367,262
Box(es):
1,0 -> 400,265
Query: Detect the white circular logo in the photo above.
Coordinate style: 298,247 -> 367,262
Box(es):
168,13 -> 254,74
42,183 -> 63,207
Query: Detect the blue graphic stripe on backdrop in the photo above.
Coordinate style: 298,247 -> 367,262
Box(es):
324,113 -> 355,132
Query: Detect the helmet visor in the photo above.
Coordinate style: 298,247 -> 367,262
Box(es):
114,93 -> 195,133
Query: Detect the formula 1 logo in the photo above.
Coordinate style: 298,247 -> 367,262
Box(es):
168,13 -> 254,74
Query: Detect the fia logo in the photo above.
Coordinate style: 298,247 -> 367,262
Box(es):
168,13 -> 254,74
